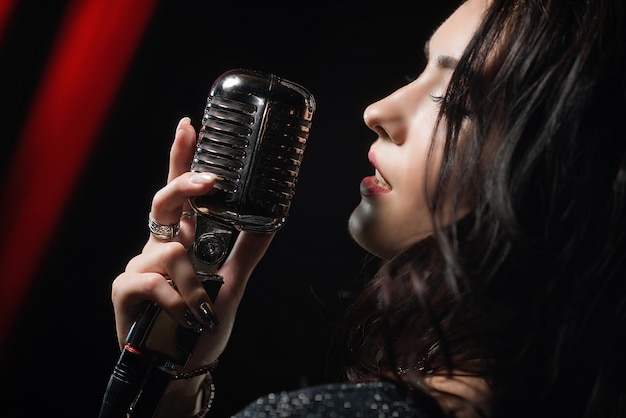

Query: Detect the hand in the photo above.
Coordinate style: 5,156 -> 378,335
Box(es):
111,117 -> 274,371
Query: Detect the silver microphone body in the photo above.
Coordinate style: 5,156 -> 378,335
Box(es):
189,69 -> 316,272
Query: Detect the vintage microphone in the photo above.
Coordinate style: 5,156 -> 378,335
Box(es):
98,68 -> 316,418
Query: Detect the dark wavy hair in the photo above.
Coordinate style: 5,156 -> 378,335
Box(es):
342,1 -> 626,417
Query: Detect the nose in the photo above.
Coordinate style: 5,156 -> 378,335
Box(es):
362,86 -> 409,145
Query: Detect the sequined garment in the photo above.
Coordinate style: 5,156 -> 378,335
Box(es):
232,380 -> 444,417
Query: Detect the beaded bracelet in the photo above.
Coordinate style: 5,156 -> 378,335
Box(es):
171,361 -> 218,418
193,371 -> 215,418
173,362 -> 217,380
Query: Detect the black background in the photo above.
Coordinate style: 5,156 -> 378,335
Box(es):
0,1 -> 456,417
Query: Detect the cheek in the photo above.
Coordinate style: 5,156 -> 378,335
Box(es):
392,140 -> 443,214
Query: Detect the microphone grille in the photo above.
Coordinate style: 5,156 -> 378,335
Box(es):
191,69 -> 315,232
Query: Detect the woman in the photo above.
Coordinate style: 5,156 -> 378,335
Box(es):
110,0 -> 626,416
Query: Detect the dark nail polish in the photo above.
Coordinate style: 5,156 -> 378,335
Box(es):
199,302 -> 220,330
184,310 -> 203,333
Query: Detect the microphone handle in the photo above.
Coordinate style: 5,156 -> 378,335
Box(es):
98,345 -> 152,418
128,362 -> 176,418
125,276 -> 222,417
98,276 -> 222,418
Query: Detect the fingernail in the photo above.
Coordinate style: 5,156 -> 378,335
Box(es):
184,310 -> 203,333
190,173 -> 216,184
198,302 -> 220,330
176,116 -> 191,132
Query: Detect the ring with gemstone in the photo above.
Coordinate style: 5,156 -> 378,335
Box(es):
148,212 -> 180,241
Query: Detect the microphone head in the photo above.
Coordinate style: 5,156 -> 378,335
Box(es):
190,69 -> 316,233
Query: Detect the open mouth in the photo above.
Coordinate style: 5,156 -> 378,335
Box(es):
360,151 -> 393,196
368,151 -> 392,191
374,169 -> 392,191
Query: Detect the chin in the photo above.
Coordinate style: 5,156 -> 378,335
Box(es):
348,202 -> 435,261
348,204 -> 393,260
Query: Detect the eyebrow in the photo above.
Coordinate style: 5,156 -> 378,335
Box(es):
423,40 -> 459,70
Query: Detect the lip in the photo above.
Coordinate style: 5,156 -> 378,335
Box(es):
359,151 -> 392,196
360,176 -> 391,196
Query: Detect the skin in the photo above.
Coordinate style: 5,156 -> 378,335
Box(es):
348,0 -> 487,261
112,0 -> 491,415
350,0 -> 492,415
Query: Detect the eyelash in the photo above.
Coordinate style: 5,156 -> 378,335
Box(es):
429,93 -> 446,105
402,77 -> 447,106
430,93 -> 475,120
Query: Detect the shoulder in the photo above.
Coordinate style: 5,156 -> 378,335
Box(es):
233,380 -> 444,417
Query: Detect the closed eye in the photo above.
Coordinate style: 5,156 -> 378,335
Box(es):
429,93 -> 446,105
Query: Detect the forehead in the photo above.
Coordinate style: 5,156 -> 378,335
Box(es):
428,0 -> 488,60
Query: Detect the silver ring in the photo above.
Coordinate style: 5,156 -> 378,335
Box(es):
165,277 -> 177,290
148,212 -> 180,240
181,210 -> 195,219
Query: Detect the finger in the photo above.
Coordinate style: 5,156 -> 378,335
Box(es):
149,171 -> 218,232
167,117 -> 197,183
126,242 -> 217,328
111,270 -> 181,348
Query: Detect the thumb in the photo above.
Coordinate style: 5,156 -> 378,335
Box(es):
216,231 -> 275,304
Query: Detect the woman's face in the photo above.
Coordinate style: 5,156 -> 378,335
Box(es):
349,0 -> 488,260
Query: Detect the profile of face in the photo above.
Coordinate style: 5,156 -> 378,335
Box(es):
348,0 -> 488,260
